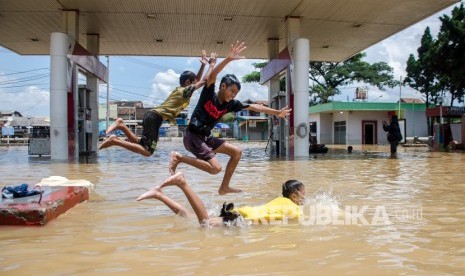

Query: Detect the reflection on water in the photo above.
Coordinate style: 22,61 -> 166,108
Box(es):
1,142 -> 465,274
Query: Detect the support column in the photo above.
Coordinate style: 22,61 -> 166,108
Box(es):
50,10 -> 79,161
285,16 -> 301,45
285,16 -> 301,157
459,115 -> 465,144
86,34 -> 100,153
285,16 -> 309,157
50,32 -> 70,161
62,10 -> 79,43
267,38 -> 280,155
268,38 -> 280,101
292,38 -> 310,157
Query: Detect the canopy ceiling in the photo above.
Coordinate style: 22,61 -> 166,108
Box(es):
0,0 -> 459,61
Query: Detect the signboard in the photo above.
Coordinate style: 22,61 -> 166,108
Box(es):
28,138 -> 51,156
68,42 -> 108,83
249,120 -> 256,128
1,126 -> 14,136
260,48 -> 291,84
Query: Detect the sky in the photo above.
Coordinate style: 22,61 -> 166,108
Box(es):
0,2 -> 462,118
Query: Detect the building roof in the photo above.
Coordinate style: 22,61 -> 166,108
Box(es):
243,99 -> 269,106
426,106 -> 465,117
117,107 -> 136,115
0,111 -> 22,117
111,101 -> 143,107
11,116 -> 50,126
309,101 -> 427,113
401,98 -> 425,103
0,0 -> 458,61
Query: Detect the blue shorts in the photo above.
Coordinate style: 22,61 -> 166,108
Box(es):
183,128 -> 225,161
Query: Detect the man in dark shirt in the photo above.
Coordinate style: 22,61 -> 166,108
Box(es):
169,41 -> 291,195
383,115 -> 403,156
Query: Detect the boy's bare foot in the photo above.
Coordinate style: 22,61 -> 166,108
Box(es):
160,172 -> 186,189
98,135 -> 118,150
106,118 -> 124,135
218,187 -> 243,195
169,151 -> 181,175
136,186 -> 163,201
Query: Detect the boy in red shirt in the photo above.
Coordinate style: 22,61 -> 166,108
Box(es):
169,42 -> 291,195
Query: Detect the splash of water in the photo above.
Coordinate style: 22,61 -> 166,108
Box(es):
306,188 -> 341,209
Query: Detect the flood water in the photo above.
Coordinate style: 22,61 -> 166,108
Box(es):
1,140 -> 465,275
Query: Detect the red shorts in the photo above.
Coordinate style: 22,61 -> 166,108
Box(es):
183,128 -> 225,161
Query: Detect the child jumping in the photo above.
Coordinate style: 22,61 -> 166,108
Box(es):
98,51 -> 217,157
136,171 -> 305,227
168,41 -> 291,195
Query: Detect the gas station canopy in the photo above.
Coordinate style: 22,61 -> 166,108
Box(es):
0,0 -> 458,61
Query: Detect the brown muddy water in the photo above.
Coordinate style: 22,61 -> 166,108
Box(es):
1,141 -> 465,275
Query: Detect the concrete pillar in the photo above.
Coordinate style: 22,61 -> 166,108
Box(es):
50,32 -> 70,161
458,115 -> 465,146
285,16 -> 309,157
285,16 -> 301,157
62,10 -> 79,43
48,10 -> 80,160
285,16 -> 301,45
291,38 -> 310,157
267,38 -> 280,155
86,34 -> 100,152
268,38 -> 280,101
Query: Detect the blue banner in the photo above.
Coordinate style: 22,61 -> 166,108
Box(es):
1,126 -> 14,136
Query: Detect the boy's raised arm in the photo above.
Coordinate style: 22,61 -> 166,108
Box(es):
194,52 -> 217,90
206,41 -> 246,87
196,50 -> 208,81
246,104 -> 292,119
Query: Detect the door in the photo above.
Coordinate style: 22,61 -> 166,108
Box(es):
362,120 -> 377,144
334,121 -> 346,144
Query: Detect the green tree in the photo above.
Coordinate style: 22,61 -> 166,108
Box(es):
404,27 -> 440,107
241,61 -> 267,83
242,53 -> 398,104
404,27 -> 442,135
309,53 -> 397,103
432,3 -> 465,106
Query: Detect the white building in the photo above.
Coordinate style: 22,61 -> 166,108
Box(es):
309,101 -> 428,145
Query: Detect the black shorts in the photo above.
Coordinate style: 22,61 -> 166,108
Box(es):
183,128 -> 225,161
139,111 -> 163,154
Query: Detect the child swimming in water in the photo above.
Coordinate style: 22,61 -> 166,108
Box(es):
136,172 -> 305,227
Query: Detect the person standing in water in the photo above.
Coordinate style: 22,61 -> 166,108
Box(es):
383,115 -> 403,156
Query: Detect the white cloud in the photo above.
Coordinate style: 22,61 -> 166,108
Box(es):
221,58 -> 264,79
149,69 -> 180,106
236,82 -> 269,102
0,86 -> 50,116
215,58 -> 269,102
